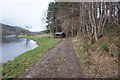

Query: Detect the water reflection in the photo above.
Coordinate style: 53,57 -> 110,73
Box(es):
0,37 -> 38,63
26,39 -> 29,45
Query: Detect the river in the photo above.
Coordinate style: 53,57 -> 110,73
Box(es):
0,35 -> 38,63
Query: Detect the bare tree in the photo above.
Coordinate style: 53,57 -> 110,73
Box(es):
26,26 -> 31,36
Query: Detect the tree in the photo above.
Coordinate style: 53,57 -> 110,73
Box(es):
26,26 -> 31,36
46,1 -> 119,43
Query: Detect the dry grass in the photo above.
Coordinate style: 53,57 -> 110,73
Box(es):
72,34 -> 119,78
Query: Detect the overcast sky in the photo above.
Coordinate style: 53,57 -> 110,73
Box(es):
0,0 -> 54,32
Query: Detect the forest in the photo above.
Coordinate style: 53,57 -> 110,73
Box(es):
46,2 -> 120,44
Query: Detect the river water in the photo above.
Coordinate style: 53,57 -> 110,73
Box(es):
0,36 -> 38,63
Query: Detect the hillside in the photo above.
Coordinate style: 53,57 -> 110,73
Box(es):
0,23 -> 29,35
72,25 -> 119,78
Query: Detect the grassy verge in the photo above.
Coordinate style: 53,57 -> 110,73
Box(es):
72,37 -> 91,70
0,63 -> 2,79
2,36 -> 60,78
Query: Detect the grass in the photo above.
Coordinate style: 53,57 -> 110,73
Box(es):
100,43 -> 109,52
72,25 -> 119,78
2,35 -> 60,78
0,63 -> 2,79
74,46 -> 90,66
72,38 -> 90,67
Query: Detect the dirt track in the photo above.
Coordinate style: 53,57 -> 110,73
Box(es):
21,39 -> 84,78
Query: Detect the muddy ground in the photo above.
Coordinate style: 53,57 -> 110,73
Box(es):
21,39 -> 84,78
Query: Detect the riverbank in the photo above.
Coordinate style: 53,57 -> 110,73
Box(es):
2,36 -> 60,78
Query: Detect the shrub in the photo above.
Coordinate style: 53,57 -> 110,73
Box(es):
100,43 -> 109,52
82,43 -> 91,52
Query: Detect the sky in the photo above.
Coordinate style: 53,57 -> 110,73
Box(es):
0,0 -> 54,32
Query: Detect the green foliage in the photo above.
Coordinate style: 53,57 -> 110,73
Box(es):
2,36 -> 60,78
100,43 -> 109,52
82,43 -> 91,52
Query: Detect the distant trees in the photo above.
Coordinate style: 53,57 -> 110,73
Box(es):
26,26 -> 31,36
46,1 -> 119,43
1,23 -> 29,36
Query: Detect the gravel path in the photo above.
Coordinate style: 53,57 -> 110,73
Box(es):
21,39 -> 84,78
